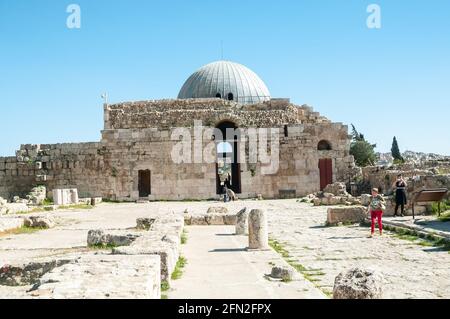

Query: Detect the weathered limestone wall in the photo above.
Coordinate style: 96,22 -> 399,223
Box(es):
361,166 -> 450,199
105,99 -> 332,130
0,143 -> 107,200
0,99 -> 353,201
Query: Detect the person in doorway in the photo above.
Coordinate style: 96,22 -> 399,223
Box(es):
368,188 -> 386,238
222,183 -> 230,203
226,187 -> 237,201
392,174 -> 407,217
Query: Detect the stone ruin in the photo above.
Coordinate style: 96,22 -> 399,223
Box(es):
301,182 -> 362,206
333,267 -> 384,299
0,98 -> 355,203
52,188 -> 79,206
0,214 -> 185,299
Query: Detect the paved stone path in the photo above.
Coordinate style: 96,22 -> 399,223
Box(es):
1,200 -> 449,299
382,215 -> 450,239
264,201 -> 450,299
168,225 -> 325,299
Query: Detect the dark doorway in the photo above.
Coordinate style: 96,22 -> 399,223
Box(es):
216,93 -> 222,98
138,170 -> 151,197
319,159 -> 333,191
215,121 -> 241,195
227,93 -> 234,101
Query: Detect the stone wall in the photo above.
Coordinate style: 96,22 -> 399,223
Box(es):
361,166 -> 450,200
105,99 -> 332,130
0,99 -> 354,201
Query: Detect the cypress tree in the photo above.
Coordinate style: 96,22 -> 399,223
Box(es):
391,136 -> 403,162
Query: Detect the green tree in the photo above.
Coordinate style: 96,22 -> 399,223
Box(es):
391,136 -> 404,163
350,124 -> 377,167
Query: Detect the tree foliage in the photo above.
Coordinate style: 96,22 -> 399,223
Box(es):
391,136 -> 404,163
350,124 -> 377,167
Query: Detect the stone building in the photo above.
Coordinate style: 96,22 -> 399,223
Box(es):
0,61 -> 354,201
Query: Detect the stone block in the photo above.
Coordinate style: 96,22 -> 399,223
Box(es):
23,216 -> 56,229
205,214 -> 224,225
87,230 -> 141,247
0,257 -> 73,286
333,267 -> 383,299
0,217 -> 25,232
326,206 -> 367,226
190,216 -> 208,225
270,266 -> 295,281
30,254 -> 161,299
207,206 -> 228,214
136,218 -> 156,230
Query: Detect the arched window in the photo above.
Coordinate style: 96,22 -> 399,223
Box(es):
227,93 -> 234,101
318,140 -> 332,151
215,93 -> 222,98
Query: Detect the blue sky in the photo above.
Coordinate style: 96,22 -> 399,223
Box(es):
0,0 -> 449,156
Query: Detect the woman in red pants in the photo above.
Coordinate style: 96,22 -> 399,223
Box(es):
368,188 -> 386,237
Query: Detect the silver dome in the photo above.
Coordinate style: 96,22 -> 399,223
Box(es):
178,61 -> 271,104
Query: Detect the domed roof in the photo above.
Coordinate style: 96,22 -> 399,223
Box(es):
178,61 -> 271,105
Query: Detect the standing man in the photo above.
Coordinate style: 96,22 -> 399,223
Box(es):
393,174 -> 407,217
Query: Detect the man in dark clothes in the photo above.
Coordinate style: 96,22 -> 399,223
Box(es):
393,174 -> 407,217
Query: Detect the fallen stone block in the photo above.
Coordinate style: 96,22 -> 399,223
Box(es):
207,206 -> 228,214
189,216 -> 208,225
333,267 -> 383,299
205,214 -> 224,225
0,218 -> 24,233
360,194 -> 371,206
26,186 -> 47,206
113,243 -> 177,283
270,266 -> 295,281
23,216 -> 56,229
30,254 -> 161,299
0,258 -> 73,287
87,230 -> 141,247
326,206 -> 367,226
2,203 -> 30,215
136,218 -> 156,230
324,182 -> 349,197
223,214 -> 237,225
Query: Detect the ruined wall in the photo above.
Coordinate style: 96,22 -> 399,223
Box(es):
361,166 -> 450,200
0,99 -> 353,201
0,143 -> 109,200
105,99 -> 332,130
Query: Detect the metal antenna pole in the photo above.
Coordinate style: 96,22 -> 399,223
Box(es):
101,93 -> 108,105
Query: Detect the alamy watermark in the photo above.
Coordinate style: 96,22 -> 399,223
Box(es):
66,4 -> 81,29
367,4 -> 381,29
170,121 -> 280,175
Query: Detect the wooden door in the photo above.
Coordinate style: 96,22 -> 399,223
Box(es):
138,170 -> 151,197
319,159 -> 333,191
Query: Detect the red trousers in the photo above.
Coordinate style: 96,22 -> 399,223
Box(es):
371,210 -> 383,234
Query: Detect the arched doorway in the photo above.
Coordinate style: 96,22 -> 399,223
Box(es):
215,121 -> 241,195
